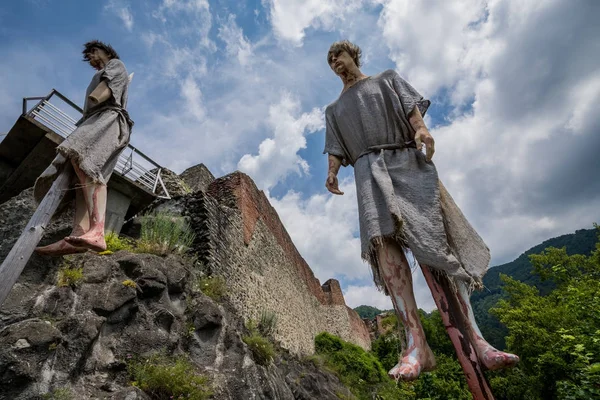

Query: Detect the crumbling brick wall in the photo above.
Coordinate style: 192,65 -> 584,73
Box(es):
197,171 -> 371,354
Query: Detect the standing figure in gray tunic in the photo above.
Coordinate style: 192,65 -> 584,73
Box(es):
323,41 -> 518,381
35,40 -> 133,256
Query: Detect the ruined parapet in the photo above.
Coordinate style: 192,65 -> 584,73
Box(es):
180,163 -> 215,193
200,171 -> 370,354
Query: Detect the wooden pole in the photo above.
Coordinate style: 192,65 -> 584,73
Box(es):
421,265 -> 495,400
0,164 -> 73,306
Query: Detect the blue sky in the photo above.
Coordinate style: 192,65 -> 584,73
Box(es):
1,0 -> 599,311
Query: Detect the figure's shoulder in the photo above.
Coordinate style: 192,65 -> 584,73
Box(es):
106,58 -> 127,74
325,100 -> 339,114
379,69 -> 400,80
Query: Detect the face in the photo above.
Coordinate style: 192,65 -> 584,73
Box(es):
85,48 -> 108,70
328,50 -> 356,75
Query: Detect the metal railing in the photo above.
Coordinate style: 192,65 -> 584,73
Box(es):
22,89 -> 170,199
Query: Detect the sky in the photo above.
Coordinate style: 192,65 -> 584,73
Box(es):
1,0 -> 599,312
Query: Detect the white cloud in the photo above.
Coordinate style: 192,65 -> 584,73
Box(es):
268,179 -> 366,281
263,0 -> 364,46
344,285 -> 391,310
238,93 -> 323,190
218,14 -> 253,66
104,0 -> 134,31
378,0 -> 489,105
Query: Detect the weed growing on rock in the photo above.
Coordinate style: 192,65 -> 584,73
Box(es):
57,263 -> 83,288
102,231 -> 135,254
196,275 -> 227,301
258,310 -> 278,337
42,388 -> 73,400
122,279 -> 137,289
137,212 -> 195,256
128,353 -> 211,400
243,331 -> 275,366
242,314 -> 277,366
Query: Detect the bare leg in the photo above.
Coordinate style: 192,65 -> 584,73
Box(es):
377,241 -> 435,380
454,279 -> 519,370
63,162 -> 107,252
35,187 -> 89,256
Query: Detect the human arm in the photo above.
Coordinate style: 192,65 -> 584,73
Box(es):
325,154 -> 344,195
89,59 -> 128,107
408,105 -> 435,162
389,70 -> 434,161
88,80 -> 112,105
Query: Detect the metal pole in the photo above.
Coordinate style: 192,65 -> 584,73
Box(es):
0,164 -> 73,306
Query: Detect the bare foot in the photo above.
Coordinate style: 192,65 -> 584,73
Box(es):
35,240 -> 88,256
64,231 -> 107,252
474,338 -> 519,370
388,344 -> 436,381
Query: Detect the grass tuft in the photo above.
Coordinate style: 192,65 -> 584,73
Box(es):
243,332 -> 275,366
137,212 -> 195,256
128,353 -> 211,400
57,266 -> 83,288
196,275 -> 227,301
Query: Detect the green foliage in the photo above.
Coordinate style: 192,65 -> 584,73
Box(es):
370,311 -> 471,399
353,305 -> 384,319
42,388 -> 73,400
242,331 -> 275,366
243,315 -> 277,366
411,353 -> 471,400
314,332 -> 410,399
471,227 -> 597,350
57,265 -> 83,288
489,227 -> 600,400
196,275 -> 226,301
137,212 -> 195,256
128,353 -> 211,400
104,231 -> 135,253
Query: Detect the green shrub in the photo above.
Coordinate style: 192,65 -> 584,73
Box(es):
314,332 -> 409,399
243,332 -> 275,366
137,212 -> 195,256
57,266 -> 83,288
196,275 -> 226,301
128,354 -> 211,400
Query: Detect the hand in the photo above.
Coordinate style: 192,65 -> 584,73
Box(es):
325,172 -> 344,195
415,128 -> 435,162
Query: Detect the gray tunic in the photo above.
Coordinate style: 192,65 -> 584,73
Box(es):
34,59 -> 133,204
324,69 -> 489,290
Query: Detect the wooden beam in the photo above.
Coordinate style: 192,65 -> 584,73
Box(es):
0,164 -> 73,306
421,265 -> 495,400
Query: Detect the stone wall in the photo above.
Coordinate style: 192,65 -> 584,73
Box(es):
183,171 -> 371,355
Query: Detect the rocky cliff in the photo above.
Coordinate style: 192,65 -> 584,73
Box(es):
0,165 -> 371,399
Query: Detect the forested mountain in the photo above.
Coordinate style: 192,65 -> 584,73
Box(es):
354,305 -> 384,319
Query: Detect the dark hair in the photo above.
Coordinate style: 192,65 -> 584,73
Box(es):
327,40 -> 362,68
82,40 -> 120,62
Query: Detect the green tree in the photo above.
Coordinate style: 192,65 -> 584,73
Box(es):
490,227 -> 600,400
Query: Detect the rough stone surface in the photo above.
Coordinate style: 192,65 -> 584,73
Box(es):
0,252 -> 354,400
151,167 -> 191,198
179,163 -> 215,193
196,171 -> 370,354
